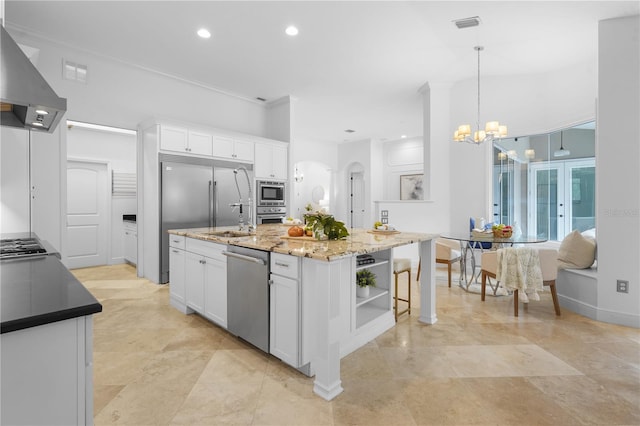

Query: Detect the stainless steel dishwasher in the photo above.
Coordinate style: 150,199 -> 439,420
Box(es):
223,246 -> 270,353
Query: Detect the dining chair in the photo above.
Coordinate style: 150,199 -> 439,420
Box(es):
480,248 -> 561,317
416,238 -> 461,288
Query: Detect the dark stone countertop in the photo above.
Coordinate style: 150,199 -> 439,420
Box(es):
1,255 -> 102,334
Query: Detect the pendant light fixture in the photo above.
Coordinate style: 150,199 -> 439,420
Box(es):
554,131 -> 570,157
453,46 -> 507,144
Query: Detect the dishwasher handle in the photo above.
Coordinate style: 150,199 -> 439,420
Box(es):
222,251 -> 266,265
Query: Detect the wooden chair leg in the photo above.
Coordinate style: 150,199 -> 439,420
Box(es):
514,289 -> 519,316
394,272 -> 399,322
417,259 -> 421,281
447,263 -> 452,288
549,281 -> 561,316
406,270 -> 411,315
481,271 -> 487,301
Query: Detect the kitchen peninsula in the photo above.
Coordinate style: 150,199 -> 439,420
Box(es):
168,224 -> 438,400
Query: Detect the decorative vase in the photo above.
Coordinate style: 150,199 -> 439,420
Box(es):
356,285 -> 370,298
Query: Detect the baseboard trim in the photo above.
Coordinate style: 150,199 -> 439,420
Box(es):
559,294 -> 639,328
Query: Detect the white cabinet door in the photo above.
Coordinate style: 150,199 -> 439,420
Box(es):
213,136 -> 254,162
204,256 -> 227,328
270,274 -> 299,367
185,252 -> 205,313
169,248 -> 186,306
188,131 -> 213,156
123,224 -> 137,264
255,142 -> 288,180
160,126 -> 188,153
234,139 -> 255,162
271,144 -> 288,180
212,136 -> 235,159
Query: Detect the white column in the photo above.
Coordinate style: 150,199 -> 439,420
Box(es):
306,257 -> 349,400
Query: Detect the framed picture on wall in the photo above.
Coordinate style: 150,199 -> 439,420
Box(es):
400,174 -> 424,200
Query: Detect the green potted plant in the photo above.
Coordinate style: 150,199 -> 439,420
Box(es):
303,212 -> 349,241
356,269 -> 376,298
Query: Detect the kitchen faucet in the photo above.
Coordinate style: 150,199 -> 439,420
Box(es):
232,167 -> 255,233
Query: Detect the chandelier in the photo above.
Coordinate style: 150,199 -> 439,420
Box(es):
453,46 -> 507,144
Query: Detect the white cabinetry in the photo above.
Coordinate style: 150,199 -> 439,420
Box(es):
1,317 -> 94,425
169,235 -> 189,313
159,125 -> 213,156
123,221 -> 137,265
255,142 -> 288,180
180,238 -> 227,328
270,253 -> 306,369
185,251 -> 206,313
213,136 -> 254,162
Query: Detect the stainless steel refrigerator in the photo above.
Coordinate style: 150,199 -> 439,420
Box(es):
159,156 -> 252,283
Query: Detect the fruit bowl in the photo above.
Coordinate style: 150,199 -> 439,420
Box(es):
493,228 -> 513,238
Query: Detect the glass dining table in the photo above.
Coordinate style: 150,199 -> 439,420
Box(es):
440,233 -> 548,293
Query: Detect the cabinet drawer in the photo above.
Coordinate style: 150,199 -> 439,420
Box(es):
169,235 -> 185,250
186,238 -> 225,260
271,253 -> 299,279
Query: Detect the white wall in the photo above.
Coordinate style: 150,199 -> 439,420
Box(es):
0,125 -> 65,254
67,126 -> 137,264
381,137 -> 423,200
1,127 -> 30,233
597,15 -> 640,327
7,29 -> 268,136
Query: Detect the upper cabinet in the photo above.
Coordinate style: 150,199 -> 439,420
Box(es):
212,136 -> 254,163
159,125 -> 213,156
255,142 -> 288,180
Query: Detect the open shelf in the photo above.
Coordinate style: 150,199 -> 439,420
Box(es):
355,259 -> 389,271
355,287 -> 389,308
356,304 -> 388,329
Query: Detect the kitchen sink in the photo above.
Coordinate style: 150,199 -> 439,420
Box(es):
207,231 -> 252,238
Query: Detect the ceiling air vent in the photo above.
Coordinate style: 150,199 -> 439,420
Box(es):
453,16 -> 481,29
344,129 -> 355,133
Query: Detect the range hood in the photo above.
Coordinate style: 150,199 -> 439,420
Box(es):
1,25 -> 67,133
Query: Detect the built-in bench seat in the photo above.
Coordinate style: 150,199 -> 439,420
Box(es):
535,238 -> 598,320
557,266 -> 598,319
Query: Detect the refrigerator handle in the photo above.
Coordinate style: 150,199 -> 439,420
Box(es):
209,180 -> 214,228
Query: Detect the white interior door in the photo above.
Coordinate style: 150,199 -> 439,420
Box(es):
66,160 -> 108,269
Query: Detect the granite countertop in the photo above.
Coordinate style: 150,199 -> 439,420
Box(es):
1,255 -> 103,334
168,224 -> 438,261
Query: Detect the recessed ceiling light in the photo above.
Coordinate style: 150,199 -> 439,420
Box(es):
31,122 -> 44,127
35,109 -> 49,115
401,135 -> 407,139
197,28 -> 211,39
285,25 -> 299,36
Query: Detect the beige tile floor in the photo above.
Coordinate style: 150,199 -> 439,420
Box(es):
73,263 -> 640,426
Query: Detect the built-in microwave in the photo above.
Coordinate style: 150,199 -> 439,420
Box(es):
256,180 -> 285,206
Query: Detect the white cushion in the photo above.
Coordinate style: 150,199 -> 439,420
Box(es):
393,258 -> 411,273
558,230 -> 596,269
449,249 -> 461,260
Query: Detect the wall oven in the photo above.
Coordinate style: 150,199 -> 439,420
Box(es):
256,180 -> 285,207
256,206 -> 287,224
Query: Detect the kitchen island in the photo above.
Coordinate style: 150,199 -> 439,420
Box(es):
1,254 -> 103,425
168,224 -> 438,400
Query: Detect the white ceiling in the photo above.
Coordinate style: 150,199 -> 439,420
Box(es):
4,1 -> 639,143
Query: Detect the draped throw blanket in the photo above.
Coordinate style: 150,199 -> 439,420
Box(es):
496,248 -> 543,303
